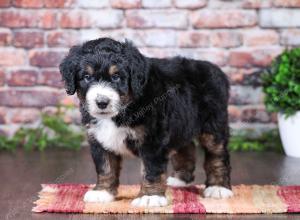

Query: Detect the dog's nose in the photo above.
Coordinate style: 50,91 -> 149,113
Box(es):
96,98 -> 110,109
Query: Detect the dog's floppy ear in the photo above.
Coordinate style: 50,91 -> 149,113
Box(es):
123,40 -> 149,98
59,46 -> 82,95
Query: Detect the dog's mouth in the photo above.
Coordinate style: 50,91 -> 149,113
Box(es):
93,110 -> 118,118
99,112 -> 111,115
96,111 -> 112,115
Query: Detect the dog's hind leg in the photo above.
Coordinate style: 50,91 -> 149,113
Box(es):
167,143 -> 196,187
200,133 -> 233,199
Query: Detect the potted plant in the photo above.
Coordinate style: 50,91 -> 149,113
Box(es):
262,47 -> 300,158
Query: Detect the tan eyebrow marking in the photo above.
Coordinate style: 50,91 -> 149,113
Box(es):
108,65 -> 118,76
86,65 -> 94,75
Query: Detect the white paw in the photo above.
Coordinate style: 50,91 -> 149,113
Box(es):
131,195 -> 168,207
83,190 -> 115,203
203,186 -> 233,199
166,176 -> 188,187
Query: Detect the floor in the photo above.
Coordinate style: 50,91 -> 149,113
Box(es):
1,147 -> 300,220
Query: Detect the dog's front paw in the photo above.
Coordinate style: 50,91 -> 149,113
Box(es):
131,195 -> 168,207
203,186 -> 233,199
83,190 -> 115,203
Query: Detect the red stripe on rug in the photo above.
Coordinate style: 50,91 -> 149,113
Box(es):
278,186 -> 300,213
172,186 -> 206,213
46,184 -> 89,213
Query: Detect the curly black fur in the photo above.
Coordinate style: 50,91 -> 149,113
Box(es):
59,38 -> 232,196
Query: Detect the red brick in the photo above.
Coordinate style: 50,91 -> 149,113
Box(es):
273,0 -> 300,7
0,70 -> 5,86
126,10 -> 188,29
0,10 -> 57,29
14,31 -> 44,48
194,49 -> 227,67
228,105 -> 241,123
60,10 -> 123,28
0,89 -> 61,107
228,71 -> 244,85
40,11 -> 57,29
29,50 -> 66,68
44,0 -> 74,8
243,0 -> 272,8
59,95 -> 79,107
0,49 -> 26,66
10,108 -> 40,123
111,0 -> 141,9
13,0 -> 43,8
229,48 -> 282,68
226,68 -> 259,85
191,10 -> 257,28
0,107 -> 6,124
7,70 -> 38,86
0,29 -> 12,46
47,31 -> 79,47
60,11 -> 89,28
0,0 -> 11,7
229,50 -> 253,68
251,48 -> 283,67
178,31 -> 210,48
0,11 -> 34,28
241,106 -> 271,123
174,0 -> 206,9
38,70 -> 64,88
229,86 -> 263,105
211,31 -> 242,48
281,29 -> 300,46
243,30 -> 279,46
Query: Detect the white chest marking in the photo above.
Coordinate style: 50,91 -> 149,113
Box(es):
88,119 -> 141,156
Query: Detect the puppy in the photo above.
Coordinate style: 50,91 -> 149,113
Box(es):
59,38 -> 233,207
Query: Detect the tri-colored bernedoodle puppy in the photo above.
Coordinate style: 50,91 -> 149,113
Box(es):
59,38 -> 233,207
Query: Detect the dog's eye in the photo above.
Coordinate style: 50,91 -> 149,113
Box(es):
111,74 -> 120,82
84,74 -> 91,81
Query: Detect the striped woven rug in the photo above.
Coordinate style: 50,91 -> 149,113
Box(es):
32,184 -> 300,214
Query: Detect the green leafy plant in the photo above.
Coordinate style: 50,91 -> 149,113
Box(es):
262,47 -> 300,117
229,129 -> 283,152
0,107 -> 85,151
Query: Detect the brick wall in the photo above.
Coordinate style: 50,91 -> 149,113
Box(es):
1,0 -> 300,135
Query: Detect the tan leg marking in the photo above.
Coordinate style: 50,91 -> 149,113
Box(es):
168,144 -> 196,186
94,152 -> 122,196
